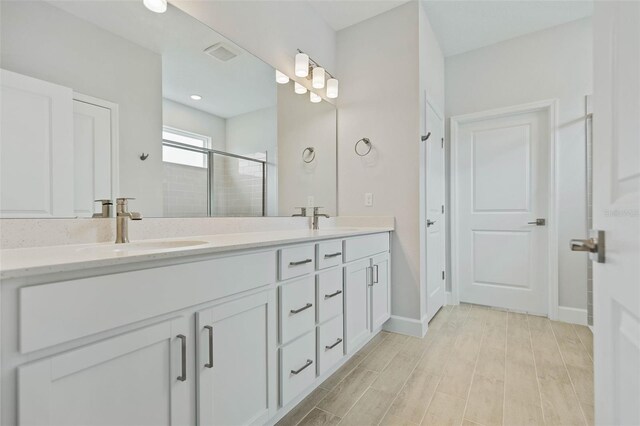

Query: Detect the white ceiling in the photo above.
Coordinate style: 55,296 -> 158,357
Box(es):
421,0 -> 593,57
307,0 -> 410,31
49,1 -> 275,118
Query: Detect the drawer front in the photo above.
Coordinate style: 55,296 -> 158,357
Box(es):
280,331 -> 316,406
279,277 -> 315,344
19,250 -> 276,353
279,245 -> 315,281
316,240 -> 343,270
317,315 -> 344,376
317,268 -> 343,323
343,233 -> 389,262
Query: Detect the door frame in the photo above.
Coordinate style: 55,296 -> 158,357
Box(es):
450,99 -> 559,319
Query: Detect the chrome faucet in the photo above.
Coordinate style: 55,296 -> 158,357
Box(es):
115,198 -> 142,244
312,207 -> 329,230
292,207 -> 308,217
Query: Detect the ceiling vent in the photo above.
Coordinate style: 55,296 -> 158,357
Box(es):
204,42 -> 240,62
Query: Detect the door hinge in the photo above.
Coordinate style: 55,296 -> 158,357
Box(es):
442,271 -> 445,280
441,205 -> 444,214
441,137 -> 444,148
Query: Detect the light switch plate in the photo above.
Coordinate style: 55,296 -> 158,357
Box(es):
365,193 -> 373,207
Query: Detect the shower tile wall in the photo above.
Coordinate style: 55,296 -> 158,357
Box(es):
163,163 -> 208,217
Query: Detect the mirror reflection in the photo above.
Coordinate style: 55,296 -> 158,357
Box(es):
0,0 -> 336,218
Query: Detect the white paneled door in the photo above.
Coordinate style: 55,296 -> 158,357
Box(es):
592,2 -> 640,424
453,105 -> 551,314
425,102 -> 446,322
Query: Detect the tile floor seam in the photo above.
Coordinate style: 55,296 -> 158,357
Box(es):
460,308 -> 487,426
548,318 -> 589,426
526,313 -> 548,425
573,324 -> 593,363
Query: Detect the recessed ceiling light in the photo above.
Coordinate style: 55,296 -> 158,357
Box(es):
190,94 -> 202,100
143,0 -> 167,13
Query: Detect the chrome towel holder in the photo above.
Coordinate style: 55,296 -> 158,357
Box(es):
302,147 -> 316,163
355,138 -> 372,156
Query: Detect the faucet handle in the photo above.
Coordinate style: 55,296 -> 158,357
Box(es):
130,212 -> 143,220
116,197 -> 136,203
94,199 -> 113,205
313,207 -> 324,214
292,207 -> 308,217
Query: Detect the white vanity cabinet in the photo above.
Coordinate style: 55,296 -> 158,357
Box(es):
196,291 -> 276,426
18,316 -> 192,426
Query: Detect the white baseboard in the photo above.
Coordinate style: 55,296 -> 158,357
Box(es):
557,306 -> 588,326
383,315 -> 428,337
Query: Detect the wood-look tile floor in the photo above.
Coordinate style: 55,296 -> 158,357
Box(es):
277,304 -> 594,426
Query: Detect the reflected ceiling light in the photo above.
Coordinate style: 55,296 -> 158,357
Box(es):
294,82 -> 307,94
310,92 -> 321,103
326,78 -> 339,99
295,53 -> 309,77
275,70 -> 289,84
143,0 -> 167,13
190,94 -> 202,100
312,67 -> 325,89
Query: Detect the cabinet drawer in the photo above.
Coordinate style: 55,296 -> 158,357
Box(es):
343,233 -> 389,262
279,277 -> 315,344
279,245 -> 315,280
280,331 -> 316,407
317,315 -> 344,376
316,240 -> 343,270
317,268 -> 343,323
19,250 -> 276,353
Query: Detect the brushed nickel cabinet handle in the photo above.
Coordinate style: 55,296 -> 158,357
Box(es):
374,264 -> 379,284
291,359 -> 313,375
324,252 -> 342,259
290,303 -> 313,314
367,266 -> 374,286
177,334 -> 187,382
204,325 -> 213,369
289,259 -> 312,266
324,290 -> 342,299
325,338 -> 343,350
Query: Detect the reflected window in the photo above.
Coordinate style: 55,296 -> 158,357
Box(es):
162,127 -> 210,168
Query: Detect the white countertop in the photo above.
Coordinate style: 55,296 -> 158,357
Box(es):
0,227 -> 393,279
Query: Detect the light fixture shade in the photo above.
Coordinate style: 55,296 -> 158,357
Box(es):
143,0 -> 167,13
294,82 -> 307,94
190,94 -> 202,100
275,70 -> 289,84
326,78 -> 339,98
295,53 -> 309,77
310,92 -> 321,103
312,67 -> 325,89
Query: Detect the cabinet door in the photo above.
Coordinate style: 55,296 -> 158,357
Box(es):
196,290 -> 276,426
18,317 -> 191,426
344,259 -> 371,354
371,253 -> 391,330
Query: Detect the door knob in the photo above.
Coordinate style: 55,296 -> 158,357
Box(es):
527,218 -> 546,226
570,230 -> 605,263
427,220 -> 436,227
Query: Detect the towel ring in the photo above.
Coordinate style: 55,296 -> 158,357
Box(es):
355,138 -> 372,156
302,147 -> 316,163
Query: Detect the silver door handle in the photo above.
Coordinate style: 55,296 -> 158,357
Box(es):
374,264 -> 379,284
177,334 -> 187,382
291,359 -> 313,375
290,303 -> 313,314
204,325 -> 213,369
527,218 -> 546,226
427,220 -> 436,227
570,230 -> 605,263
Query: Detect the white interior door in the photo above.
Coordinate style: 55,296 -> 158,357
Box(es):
592,2 -> 640,424
454,107 -> 550,314
73,99 -> 113,217
425,103 -> 446,322
0,69 -> 74,217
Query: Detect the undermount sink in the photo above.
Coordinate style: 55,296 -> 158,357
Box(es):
78,240 -> 209,255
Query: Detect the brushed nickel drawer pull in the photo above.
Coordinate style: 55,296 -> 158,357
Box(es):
374,264 -> 379,284
324,252 -> 342,259
324,290 -> 343,299
204,325 -> 213,369
291,359 -> 313,375
289,259 -> 312,266
325,338 -> 343,350
290,303 -> 313,314
177,334 -> 187,382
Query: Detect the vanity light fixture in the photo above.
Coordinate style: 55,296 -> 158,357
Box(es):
326,78 -> 339,99
295,52 -> 309,77
310,92 -> 321,103
143,0 -> 167,13
190,94 -> 202,100
294,82 -> 307,94
312,67 -> 325,89
275,70 -> 289,84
